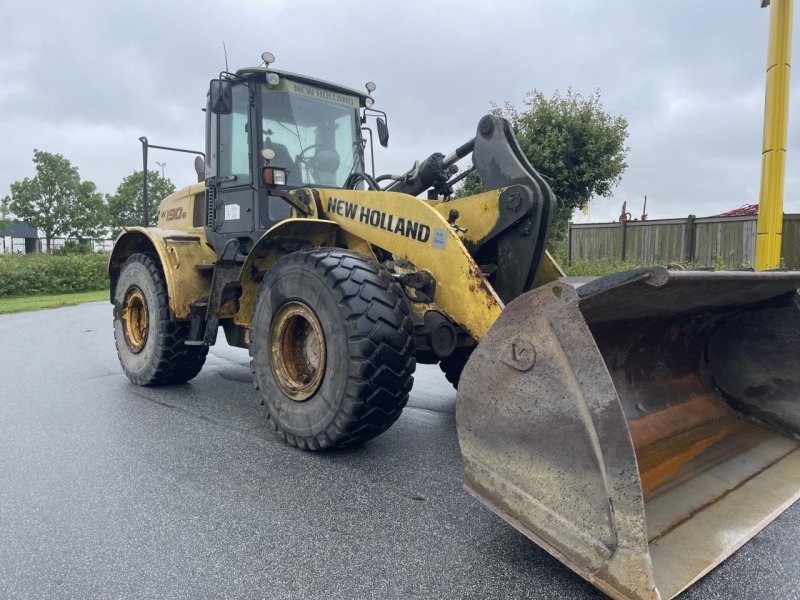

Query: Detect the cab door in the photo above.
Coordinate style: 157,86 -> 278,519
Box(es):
206,81 -> 258,255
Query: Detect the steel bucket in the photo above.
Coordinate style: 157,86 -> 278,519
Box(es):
456,267 -> 800,600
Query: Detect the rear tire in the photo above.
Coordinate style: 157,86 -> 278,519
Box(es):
439,348 -> 473,390
250,248 -> 415,451
113,253 -> 208,386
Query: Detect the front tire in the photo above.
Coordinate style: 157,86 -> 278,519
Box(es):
113,253 -> 208,386
250,248 -> 415,450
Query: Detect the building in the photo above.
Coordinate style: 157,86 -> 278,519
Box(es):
0,221 -> 40,254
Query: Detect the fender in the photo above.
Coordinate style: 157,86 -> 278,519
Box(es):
234,218 -> 375,327
315,188 -> 504,340
108,227 -> 217,320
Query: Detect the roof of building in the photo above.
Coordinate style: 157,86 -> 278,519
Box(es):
0,220 -> 38,238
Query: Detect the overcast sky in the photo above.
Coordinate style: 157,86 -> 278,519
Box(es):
1,0 -> 797,224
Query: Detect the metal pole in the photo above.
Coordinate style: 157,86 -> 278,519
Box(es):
139,137 -> 149,227
756,0 -> 793,270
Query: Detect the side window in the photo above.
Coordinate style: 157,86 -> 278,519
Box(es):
218,84 -> 251,187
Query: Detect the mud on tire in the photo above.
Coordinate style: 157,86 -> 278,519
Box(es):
113,253 -> 208,386
250,248 -> 416,451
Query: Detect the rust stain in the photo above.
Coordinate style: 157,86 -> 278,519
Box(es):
633,407 -> 780,499
636,422 -> 733,496
628,394 -> 730,450
627,395 -> 749,497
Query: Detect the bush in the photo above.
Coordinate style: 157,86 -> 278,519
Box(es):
53,241 -> 93,255
0,253 -> 109,298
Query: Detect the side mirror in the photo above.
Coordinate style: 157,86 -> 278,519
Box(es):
209,79 -> 233,114
377,117 -> 389,148
194,155 -> 205,183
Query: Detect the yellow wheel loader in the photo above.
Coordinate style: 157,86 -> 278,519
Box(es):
109,53 -> 800,600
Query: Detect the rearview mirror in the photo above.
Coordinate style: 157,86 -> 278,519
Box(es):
377,117 -> 389,148
209,79 -> 233,114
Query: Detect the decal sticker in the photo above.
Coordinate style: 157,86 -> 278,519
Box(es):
326,197 -> 431,243
163,207 -> 187,221
432,228 -> 447,250
224,203 -> 240,221
274,80 -> 359,108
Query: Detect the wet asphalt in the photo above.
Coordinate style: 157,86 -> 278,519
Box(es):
0,301 -> 797,600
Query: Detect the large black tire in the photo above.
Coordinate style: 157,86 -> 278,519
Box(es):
113,253 -> 208,386
250,248 -> 416,451
439,348 -> 473,390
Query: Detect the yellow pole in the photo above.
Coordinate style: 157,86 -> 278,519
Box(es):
756,0 -> 793,270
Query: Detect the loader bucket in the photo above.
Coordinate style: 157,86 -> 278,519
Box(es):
456,267 -> 800,600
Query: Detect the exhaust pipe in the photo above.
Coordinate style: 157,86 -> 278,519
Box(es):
457,267 -> 800,599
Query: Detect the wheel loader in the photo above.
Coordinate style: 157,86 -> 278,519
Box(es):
109,53 -> 800,600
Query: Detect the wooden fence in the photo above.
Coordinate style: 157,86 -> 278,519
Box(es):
568,214 -> 800,269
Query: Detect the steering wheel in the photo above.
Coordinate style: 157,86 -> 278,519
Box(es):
296,144 -> 334,162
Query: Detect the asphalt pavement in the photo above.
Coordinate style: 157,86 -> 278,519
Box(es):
0,301 -> 798,599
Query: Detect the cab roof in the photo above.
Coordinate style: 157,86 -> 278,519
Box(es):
235,67 -> 371,103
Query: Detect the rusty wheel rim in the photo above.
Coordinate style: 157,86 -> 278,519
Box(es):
122,287 -> 149,353
269,301 -> 326,402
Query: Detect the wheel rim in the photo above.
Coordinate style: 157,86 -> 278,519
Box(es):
122,287 -> 149,353
269,301 -> 326,402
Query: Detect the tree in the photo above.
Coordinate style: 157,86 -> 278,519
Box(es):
107,170 -> 176,235
67,181 -> 109,241
456,89 -> 629,241
1,150 -> 109,252
454,169 -> 485,199
0,203 -> 10,232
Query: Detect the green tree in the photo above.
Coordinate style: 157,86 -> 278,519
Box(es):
107,170 -> 175,234
456,89 -> 629,241
0,203 -> 10,231
1,150 -> 109,252
67,181 -> 109,241
454,169 -> 485,199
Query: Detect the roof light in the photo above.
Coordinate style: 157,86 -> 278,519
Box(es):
266,72 -> 280,87
365,96 -> 375,108
262,52 -> 276,65
365,81 -> 376,94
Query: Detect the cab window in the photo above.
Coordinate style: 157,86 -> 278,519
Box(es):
218,84 -> 251,187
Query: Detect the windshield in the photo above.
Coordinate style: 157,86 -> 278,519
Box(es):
261,78 -> 363,188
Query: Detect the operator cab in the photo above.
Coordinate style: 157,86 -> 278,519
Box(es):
204,52 -> 386,259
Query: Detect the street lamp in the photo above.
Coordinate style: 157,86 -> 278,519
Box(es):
155,161 -> 167,178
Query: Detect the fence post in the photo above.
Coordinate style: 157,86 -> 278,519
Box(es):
683,214 -> 696,263
620,219 -> 628,261
567,223 -> 573,266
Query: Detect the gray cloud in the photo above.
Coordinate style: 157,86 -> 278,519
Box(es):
1,0 -> 797,225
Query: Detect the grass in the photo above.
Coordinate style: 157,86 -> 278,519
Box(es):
564,258 -> 650,277
0,289 -> 108,315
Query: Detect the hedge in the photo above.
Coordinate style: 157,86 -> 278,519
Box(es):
0,253 -> 109,298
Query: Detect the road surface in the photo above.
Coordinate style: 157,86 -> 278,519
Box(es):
0,302 -> 797,599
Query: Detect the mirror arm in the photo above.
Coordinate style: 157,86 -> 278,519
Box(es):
360,127 -> 376,176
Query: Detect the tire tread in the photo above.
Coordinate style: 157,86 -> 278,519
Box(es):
114,254 -> 208,386
250,248 -> 415,450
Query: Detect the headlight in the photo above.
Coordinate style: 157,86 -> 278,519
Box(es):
365,96 -> 374,108
262,167 -> 287,186
266,72 -> 280,87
